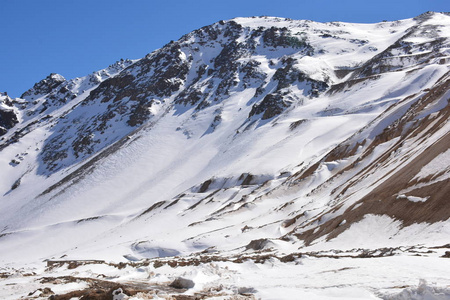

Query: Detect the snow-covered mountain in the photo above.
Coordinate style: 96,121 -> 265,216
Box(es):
0,12 -> 449,300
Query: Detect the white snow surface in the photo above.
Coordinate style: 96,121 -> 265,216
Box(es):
413,148 -> 450,181
0,13 -> 449,299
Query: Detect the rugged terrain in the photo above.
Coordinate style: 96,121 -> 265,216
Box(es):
0,12 -> 449,299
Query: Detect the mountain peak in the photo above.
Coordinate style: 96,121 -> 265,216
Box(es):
20,73 -> 66,100
414,10 -> 450,21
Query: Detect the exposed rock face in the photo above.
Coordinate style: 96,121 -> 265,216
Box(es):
0,109 -> 18,135
0,94 -> 18,136
352,22 -> 449,79
21,73 -> 66,100
248,58 -> 329,119
12,19 -> 335,174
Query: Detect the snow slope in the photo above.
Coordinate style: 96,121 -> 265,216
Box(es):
0,11 -> 449,299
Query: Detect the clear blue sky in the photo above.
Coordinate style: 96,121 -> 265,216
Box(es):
1,0 -> 448,97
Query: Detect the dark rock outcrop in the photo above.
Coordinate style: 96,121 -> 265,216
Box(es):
0,107 -> 18,136
21,73 -> 66,100
169,277 -> 195,289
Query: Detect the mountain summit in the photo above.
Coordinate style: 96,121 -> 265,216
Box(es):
0,13 -> 449,299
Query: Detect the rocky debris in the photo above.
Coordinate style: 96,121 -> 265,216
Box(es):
36,245 -> 440,287
42,276 -> 157,300
441,251 -> 450,258
1,248 -> 440,300
245,239 -> 271,251
169,277 -> 195,289
112,288 -> 128,300
279,253 -> 302,263
238,286 -> 258,295
239,173 -> 254,186
28,287 -> 54,298
138,201 -> 167,217
36,273 -> 256,300
46,259 -> 106,271
289,119 -> 307,131
10,178 -> 21,190
36,287 -> 56,297
198,179 -> 213,193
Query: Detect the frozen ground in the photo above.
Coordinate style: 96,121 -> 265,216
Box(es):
0,245 -> 449,299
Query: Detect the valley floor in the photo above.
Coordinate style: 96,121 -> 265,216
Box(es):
1,245 -> 450,300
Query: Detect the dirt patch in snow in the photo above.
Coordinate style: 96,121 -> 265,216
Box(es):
297,132 -> 450,245
40,276 -> 199,300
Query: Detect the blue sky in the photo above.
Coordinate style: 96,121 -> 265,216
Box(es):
1,0 -> 448,97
